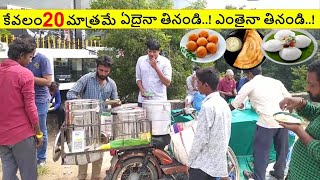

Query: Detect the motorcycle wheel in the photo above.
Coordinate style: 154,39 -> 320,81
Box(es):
112,157 -> 158,180
227,147 -> 240,180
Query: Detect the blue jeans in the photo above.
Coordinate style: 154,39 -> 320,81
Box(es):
36,101 -> 49,162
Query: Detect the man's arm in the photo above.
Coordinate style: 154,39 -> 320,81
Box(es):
35,54 -> 53,87
20,71 -> 43,147
297,101 -> 320,122
137,80 -> 145,95
110,80 -> 119,100
186,77 -> 194,92
279,123 -> 320,161
230,82 -> 252,110
150,58 -> 172,87
34,74 -> 52,87
21,72 -> 39,128
53,91 -> 61,110
136,59 -> 145,94
66,76 -> 87,100
154,66 -> 171,87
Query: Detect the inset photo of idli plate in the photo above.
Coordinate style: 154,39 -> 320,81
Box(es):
261,29 -> 318,65
180,29 -> 226,63
223,29 -> 266,70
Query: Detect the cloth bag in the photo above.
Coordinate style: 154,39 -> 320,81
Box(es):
170,120 -> 197,165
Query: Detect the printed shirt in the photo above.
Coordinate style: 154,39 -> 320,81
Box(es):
0,60 -> 39,145
217,77 -> 236,93
66,72 -> 118,101
136,55 -> 172,103
286,102 -> 320,180
26,52 -> 53,103
188,92 -> 231,177
231,75 -> 291,128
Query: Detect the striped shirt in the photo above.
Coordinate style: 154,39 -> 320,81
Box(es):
286,102 -> 320,180
66,72 -> 118,101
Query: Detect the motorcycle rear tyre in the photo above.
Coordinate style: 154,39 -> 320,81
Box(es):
112,157 -> 158,180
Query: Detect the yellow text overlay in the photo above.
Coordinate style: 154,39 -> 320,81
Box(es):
0,9 -> 319,29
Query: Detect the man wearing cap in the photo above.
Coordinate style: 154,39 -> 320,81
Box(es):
217,69 -> 237,102
229,67 -> 291,180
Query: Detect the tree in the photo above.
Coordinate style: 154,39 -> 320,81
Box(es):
291,65 -> 307,92
185,0 -> 207,9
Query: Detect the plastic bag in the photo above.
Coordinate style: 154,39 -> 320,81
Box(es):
170,121 -> 197,165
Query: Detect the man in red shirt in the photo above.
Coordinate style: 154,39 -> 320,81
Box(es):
218,69 -> 237,102
0,38 -> 43,180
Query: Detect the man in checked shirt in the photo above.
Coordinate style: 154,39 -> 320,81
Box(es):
67,55 -> 120,180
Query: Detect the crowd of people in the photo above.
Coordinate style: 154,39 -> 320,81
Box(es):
1,36 -> 320,180
185,68 -> 247,108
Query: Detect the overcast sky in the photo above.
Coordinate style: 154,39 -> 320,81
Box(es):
1,0 -> 319,9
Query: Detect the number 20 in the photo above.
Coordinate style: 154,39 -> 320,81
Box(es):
43,12 -> 64,27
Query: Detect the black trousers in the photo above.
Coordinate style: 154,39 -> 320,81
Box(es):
253,125 -> 289,180
49,106 -> 66,129
189,168 -> 215,180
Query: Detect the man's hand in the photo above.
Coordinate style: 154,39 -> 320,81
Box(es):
192,75 -> 197,81
239,103 -> 244,109
149,58 -> 158,69
36,137 -> 44,148
48,107 -> 54,112
279,122 -> 313,145
140,89 -> 147,97
226,92 -> 233,96
279,97 -> 305,113
111,99 -> 122,108
279,122 -> 302,133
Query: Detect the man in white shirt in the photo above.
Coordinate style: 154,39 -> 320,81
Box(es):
185,66 -> 200,108
136,39 -> 172,149
136,39 -> 172,107
188,67 -> 231,180
230,67 -> 291,180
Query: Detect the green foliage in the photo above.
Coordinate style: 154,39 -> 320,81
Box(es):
184,0 -> 207,9
291,65 -> 307,92
0,29 -> 11,36
37,166 -> 49,176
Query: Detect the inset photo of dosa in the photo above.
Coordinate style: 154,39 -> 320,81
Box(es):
224,29 -> 265,70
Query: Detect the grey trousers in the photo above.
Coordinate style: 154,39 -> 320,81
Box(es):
253,125 -> 289,180
0,136 -> 37,180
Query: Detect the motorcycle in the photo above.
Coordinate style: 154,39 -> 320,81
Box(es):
104,108 -> 240,180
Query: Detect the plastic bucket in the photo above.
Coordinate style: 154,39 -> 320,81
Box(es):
142,100 -> 171,135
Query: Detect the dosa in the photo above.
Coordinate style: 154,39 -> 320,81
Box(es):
233,30 -> 264,69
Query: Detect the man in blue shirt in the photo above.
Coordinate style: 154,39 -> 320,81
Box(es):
49,82 -> 65,129
20,35 -> 53,167
237,76 -> 249,92
67,55 -> 119,180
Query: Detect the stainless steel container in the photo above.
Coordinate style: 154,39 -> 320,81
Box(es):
111,106 -> 147,140
65,99 -> 101,151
